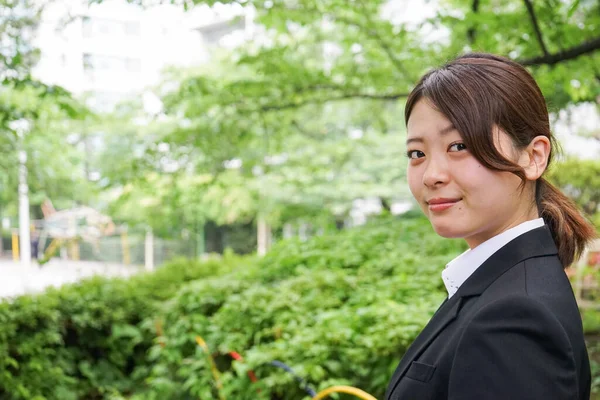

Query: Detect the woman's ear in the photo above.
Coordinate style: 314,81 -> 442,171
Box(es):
519,136 -> 551,180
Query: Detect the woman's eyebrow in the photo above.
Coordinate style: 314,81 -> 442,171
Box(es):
406,124 -> 456,145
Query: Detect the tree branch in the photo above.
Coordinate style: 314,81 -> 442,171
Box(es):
290,119 -> 324,140
523,0 -> 549,56
358,0 -> 410,81
467,0 -> 480,44
270,1 -> 411,80
519,36 -> 600,66
259,92 -> 408,112
592,64 -> 600,85
333,14 -> 410,80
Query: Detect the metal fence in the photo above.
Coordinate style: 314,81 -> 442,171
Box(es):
77,235 -> 196,266
1,233 -> 197,268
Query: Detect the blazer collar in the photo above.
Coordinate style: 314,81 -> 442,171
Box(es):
455,225 -> 558,297
385,225 -> 558,400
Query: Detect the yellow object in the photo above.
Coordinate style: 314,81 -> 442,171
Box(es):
313,386 -> 378,400
69,239 -> 80,261
195,336 -> 225,400
43,238 -> 63,261
11,232 -> 19,261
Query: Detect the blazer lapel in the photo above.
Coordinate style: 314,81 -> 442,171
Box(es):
385,295 -> 463,400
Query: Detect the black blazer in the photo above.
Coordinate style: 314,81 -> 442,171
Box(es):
385,226 -> 590,400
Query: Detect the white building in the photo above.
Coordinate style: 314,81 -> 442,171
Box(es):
32,0 -> 251,112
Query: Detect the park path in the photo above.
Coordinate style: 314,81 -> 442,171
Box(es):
0,259 -> 143,299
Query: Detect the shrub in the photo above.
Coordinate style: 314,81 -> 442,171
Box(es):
0,216 -> 467,399
144,216 -> 465,399
0,253 -> 249,399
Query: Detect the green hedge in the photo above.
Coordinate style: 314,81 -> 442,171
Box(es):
0,254 -> 247,399
0,216 -> 467,399
141,216 -> 465,400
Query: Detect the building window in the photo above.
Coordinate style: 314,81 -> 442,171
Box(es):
80,16 -> 141,38
82,53 -> 93,71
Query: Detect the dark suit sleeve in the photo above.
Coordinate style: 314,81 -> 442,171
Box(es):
448,295 -> 578,400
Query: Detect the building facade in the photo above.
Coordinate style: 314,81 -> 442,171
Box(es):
32,0 -> 222,112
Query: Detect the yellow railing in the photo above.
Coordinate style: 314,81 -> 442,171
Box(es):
313,386 -> 378,400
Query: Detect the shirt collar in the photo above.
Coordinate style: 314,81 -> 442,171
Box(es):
442,218 -> 545,298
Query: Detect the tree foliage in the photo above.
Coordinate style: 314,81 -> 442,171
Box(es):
547,158 -> 600,226
0,0 -> 90,216
103,0 -> 599,230
77,0 -> 600,247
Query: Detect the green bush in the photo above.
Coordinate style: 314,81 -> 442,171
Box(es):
143,216 -> 466,399
0,216 -> 467,399
2,215 -> 597,399
0,253 -> 248,399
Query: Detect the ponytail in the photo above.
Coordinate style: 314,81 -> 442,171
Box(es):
536,178 -> 597,267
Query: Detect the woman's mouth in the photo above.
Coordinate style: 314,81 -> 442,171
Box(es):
427,198 -> 461,212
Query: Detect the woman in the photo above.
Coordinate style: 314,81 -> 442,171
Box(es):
385,53 -> 597,400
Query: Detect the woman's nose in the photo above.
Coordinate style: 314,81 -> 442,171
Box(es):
422,159 -> 449,187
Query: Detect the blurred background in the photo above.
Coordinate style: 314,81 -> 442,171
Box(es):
0,0 -> 599,398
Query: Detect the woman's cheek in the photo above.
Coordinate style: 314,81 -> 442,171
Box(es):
407,167 -> 423,199
453,158 -> 486,185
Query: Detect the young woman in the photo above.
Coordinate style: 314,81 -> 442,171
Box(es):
385,53 -> 597,400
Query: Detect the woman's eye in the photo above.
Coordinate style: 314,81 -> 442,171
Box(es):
449,143 -> 467,152
407,150 -> 425,159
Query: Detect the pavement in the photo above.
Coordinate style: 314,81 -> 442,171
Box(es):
0,258 -> 144,299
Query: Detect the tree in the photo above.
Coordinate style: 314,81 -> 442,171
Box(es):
0,0 -> 90,219
132,0 -> 600,109
155,0 -> 598,216
93,0 -> 600,249
547,158 -> 600,225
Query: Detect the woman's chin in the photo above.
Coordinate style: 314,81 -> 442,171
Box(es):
430,222 -> 465,239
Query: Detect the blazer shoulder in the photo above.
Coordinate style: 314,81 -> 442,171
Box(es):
469,293 -> 562,319
522,255 -> 572,294
460,294 -> 573,348
483,254 -> 569,299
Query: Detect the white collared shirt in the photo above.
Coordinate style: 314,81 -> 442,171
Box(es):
442,218 -> 545,298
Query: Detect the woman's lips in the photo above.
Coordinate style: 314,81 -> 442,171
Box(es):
427,198 -> 461,212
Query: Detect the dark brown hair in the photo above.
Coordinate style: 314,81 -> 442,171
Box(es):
405,52 -> 597,267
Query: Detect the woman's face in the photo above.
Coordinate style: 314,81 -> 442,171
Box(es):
406,99 -> 536,249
